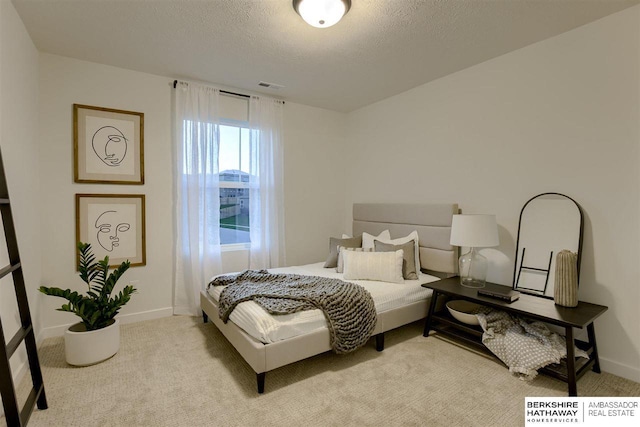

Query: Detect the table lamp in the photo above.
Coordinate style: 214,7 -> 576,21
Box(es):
450,214 -> 499,288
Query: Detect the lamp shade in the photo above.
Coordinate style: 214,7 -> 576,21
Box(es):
450,214 -> 499,248
293,0 -> 351,28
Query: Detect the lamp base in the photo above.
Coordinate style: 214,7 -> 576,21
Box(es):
459,276 -> 486,289
458,247 -> 488,289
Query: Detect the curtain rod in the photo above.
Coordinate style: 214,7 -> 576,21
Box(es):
173,79 -> 249,99
172,80 -> 284,104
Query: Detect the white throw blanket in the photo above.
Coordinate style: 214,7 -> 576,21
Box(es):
476,309 -> 588,380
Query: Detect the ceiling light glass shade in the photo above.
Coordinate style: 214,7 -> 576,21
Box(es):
293,0 -> 351,28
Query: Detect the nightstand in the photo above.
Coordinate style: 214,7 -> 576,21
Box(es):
422,276 -> 608,396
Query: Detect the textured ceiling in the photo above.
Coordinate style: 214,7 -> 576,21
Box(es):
12,0 -> 639,112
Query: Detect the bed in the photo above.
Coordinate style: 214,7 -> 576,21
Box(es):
200,203 -> 459,393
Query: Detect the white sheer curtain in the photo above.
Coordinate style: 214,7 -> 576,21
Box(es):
248,96 -> 286,269
173,82 -> 223,316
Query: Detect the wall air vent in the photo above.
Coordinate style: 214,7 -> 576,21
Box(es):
258,81 -> 285,89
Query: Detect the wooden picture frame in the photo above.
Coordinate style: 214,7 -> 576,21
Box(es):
76,194 -> 146,268
74,104 -> 144,184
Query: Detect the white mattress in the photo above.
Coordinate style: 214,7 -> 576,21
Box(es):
207,262 -> 439,344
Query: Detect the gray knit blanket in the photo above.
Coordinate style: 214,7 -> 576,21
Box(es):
208,270 -> 377,354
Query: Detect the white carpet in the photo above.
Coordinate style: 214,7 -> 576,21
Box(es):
7,315 -> 640,427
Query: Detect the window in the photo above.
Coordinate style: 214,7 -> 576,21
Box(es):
218,123 -> 251,245
175,85 -> 284,315
181,120 -> 252,246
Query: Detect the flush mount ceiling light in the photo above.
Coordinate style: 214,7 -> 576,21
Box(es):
293,0 -> 351,28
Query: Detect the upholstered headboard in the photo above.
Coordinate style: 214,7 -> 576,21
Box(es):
352,203 -> 459,276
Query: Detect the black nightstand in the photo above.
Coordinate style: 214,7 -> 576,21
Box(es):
422,276 -> 608,396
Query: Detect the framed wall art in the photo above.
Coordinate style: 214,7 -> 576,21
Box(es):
74,104 -> 144,184
76,194 -> 146,268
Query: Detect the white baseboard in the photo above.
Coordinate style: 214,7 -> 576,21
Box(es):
599,357 -> 640,383
118,307 -> 174,325
37,307 -> 174,341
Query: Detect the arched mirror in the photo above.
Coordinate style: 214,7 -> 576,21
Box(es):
513,193 -> 583,299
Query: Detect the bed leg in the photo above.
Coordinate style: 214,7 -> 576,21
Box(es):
375,333 -> 385,352
257,373 -> 265,394
202,312 -> 209,323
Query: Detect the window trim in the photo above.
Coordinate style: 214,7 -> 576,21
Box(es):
219,181 -> 250,189
221,242 -> 251,252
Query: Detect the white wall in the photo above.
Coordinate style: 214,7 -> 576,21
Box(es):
38,54 -> 175,335
0,0 -> 42,382
283,101 -> 348,266
37,54 -> 348,335
346,6 -> 640,381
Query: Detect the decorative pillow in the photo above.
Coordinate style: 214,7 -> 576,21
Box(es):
374,240 -> 418,280
362,230 -> 391,249
342,250 -> 404,284
336,246 -> 373,273
324,235 -> 363,268
374,230 -> 421,272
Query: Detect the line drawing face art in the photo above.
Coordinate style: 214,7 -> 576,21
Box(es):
92,126 -> 128,167
94,210 -> 131,252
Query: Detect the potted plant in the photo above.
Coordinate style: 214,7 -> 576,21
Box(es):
39,242 -> 137,366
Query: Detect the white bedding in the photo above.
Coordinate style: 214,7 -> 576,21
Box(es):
207,262 -> 439,344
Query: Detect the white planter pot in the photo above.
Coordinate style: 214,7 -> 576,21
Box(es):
64,318 -> 120,366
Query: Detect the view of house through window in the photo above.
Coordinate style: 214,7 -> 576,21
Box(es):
219,124 -> 251,245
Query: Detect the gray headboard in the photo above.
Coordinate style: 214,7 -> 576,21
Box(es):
352,203 -> 459,276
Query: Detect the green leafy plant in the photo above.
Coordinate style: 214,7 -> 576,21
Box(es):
39,242 -> 137,331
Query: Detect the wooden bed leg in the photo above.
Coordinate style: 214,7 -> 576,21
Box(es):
202,312 -> 209,323
257,373 -> 266,394
375,333 -> 385,352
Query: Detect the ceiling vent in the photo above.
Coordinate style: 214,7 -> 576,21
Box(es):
258,81 -> 285,89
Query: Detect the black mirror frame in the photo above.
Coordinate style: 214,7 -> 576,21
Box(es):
512,192 -> 584,298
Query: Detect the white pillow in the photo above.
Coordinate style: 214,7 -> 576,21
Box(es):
342,250 -> 404,284
374,230 -> 421,272
336,246 -> 373,273
362,230 -> 391,249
